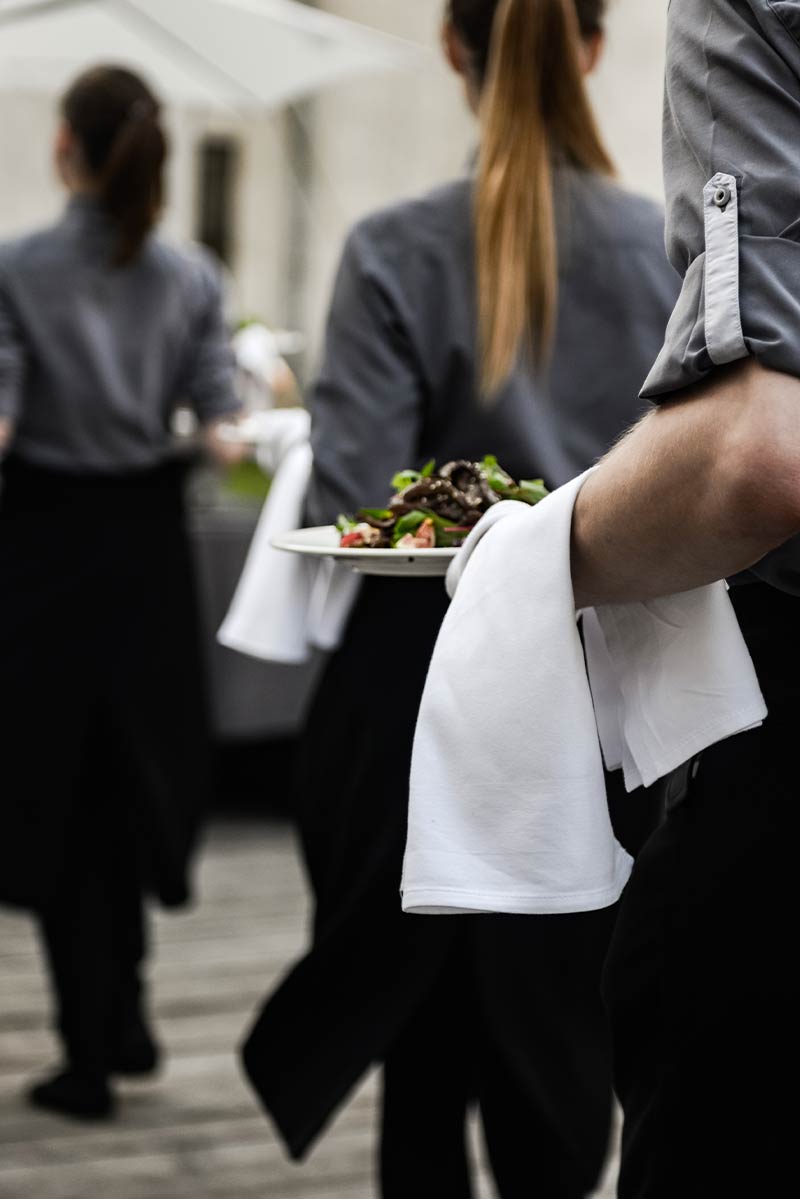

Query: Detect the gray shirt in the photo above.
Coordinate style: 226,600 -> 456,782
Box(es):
0,197 -> 240,472
643,0 -> 800,592
307,169 -> 679,526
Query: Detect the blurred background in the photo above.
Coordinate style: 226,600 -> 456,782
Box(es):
0,2 -> 669,1196
0,1 -> 667,363
0,0 -> 668,784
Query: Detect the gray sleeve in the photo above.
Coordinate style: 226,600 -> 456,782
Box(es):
0,267 -> 26,425
642,0 -> 800,398
182,254 -> 242,425
306,226 -> 425,526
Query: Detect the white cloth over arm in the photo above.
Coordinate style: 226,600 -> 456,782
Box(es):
218,408 -> 359,665
402,472 -> 767,916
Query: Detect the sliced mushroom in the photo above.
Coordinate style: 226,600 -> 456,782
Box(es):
357,510 -> 396,531
397,478 -> 471,522
439,460 -> 501,509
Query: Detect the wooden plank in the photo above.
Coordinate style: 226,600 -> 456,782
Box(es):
0,820 -> 619,1199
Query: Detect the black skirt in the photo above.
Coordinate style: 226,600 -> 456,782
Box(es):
242,577 -> 654,1165
0,455 -> 210,910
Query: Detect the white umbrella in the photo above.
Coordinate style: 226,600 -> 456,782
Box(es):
0,0 -> 422,111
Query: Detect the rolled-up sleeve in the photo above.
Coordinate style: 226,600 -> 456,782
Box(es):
306,224 -> 426,526
0,266 -> 26,425
643,0 -> 800,398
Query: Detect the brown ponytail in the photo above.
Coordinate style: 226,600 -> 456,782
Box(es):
450,0 -> 613,394
62,66 -> 167,267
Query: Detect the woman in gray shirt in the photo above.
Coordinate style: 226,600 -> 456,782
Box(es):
242,3 -> 678,1197
0,66 -> 241,1120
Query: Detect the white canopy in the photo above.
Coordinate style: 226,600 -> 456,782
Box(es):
0,0 -> 422,111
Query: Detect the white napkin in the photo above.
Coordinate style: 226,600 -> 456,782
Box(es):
401,471 -> 767,916
218,409 -> 359,665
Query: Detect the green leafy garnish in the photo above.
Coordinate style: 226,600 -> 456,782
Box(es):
391,469 -> 421,492
391,510 -> 429,546
358,508 -> 394,521
482,455 -> 548,506
391,459 -> 436,492
391,506 -> 472,548
518,479 -> 549,504
435,524 -> 472,548
336,513 -> 359,534
482,454 -> 517,495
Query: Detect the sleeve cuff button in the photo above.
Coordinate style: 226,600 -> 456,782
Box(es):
713,185 -> 732,211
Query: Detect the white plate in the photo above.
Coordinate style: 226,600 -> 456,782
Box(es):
272,526 -> 458,578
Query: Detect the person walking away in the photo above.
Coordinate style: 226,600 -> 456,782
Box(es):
0,65 -> 243,1120
241,3 -> 679,1196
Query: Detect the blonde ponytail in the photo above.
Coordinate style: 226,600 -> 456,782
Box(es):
475,0 -> 613,395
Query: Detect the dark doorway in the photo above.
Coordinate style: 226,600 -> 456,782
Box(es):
196,136 -> 239,267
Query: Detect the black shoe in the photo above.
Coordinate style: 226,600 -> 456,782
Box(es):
28,1069 -> 115,1121
111,1014 -> 162,1077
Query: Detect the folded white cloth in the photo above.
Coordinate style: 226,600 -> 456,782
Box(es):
401,471 -> 767,916
218,408 -> 359,665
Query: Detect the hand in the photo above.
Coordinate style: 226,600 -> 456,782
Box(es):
202,417 -> 251,469
0,417 -> 13,456
270,361 -> 301,410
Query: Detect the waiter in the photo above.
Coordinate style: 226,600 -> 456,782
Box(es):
241,3 -> 679,1195
571,2 -> 800,1194
0,65 -> 242,1120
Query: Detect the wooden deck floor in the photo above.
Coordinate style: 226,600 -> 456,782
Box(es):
0,820 -> 619,1198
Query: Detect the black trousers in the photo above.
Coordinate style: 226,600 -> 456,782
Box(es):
604,583 -> 800,1197
381,912 -> 619,1199
36,733 -> 149,1078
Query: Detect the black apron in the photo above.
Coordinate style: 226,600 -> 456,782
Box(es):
242,577 -> 656,1172
604,581 -> 800,1198
0,454 -> 209,911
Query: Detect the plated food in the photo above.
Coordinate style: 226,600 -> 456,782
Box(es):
336,456 -> 548,551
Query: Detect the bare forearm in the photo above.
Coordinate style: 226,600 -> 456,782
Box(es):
572,361 -> 800,607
